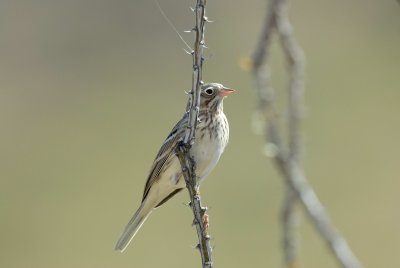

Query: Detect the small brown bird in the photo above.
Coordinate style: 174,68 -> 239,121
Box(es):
115,83 -> 234,252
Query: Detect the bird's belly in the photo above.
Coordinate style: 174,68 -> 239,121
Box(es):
190,134 -> 224,180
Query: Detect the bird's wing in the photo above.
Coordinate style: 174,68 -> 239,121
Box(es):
142,115 -> 187,200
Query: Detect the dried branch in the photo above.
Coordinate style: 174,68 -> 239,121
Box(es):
276,1 -> 305,267
250,0 -> 362,268
175,1 -> 212,268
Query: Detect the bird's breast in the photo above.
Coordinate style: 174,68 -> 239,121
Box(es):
190,113 -> 229,180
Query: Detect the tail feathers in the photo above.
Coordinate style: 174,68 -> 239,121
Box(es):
114,202 -> 152,252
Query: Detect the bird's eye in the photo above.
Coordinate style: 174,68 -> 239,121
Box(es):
205,88 -> 214,95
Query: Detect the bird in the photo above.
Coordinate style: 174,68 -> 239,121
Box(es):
115,83 -> 234,252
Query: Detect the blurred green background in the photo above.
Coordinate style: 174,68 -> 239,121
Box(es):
1,0 -> 399,267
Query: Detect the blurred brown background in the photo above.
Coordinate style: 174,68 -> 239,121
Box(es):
1,0 -> 399,267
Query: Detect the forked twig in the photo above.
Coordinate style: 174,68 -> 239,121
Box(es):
250,0 -> 362,267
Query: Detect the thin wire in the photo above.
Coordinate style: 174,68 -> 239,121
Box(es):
154,0 -> 193,52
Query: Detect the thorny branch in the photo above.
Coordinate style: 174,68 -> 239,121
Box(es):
175,0 -> 213,268
250,0 -> 362,267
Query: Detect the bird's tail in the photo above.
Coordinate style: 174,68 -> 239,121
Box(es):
114,200 -> 153,252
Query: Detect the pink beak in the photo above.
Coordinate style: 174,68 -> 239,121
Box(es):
220,87 -> 235,97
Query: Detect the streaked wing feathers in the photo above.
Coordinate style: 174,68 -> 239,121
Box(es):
142,115 -> 187,200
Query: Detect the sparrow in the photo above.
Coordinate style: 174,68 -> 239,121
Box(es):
115,83 -> 234,252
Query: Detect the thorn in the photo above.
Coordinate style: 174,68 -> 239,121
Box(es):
182,201 -> 190,207
190,6 -> 195,12
203,16 -> 213,23
203,213 -> 209,233
184,48 -> 191,55
202,44 -> 208,49
200,80 -> 204,85
184,90 -> 190,95
194,243 -> 200,250
184,27 -> 196,33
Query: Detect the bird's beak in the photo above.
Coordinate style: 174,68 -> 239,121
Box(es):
220,87 -> 235,97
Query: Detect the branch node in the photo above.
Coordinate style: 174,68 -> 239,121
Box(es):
263,143 -> 280,158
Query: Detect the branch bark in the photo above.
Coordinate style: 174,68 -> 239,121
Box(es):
277,1 -> 304,267
175,1 -> 213,267
250,0 -> 362,267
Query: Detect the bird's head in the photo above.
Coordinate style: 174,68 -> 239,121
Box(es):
199,83 -> 235,112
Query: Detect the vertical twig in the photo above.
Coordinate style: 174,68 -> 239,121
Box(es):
249,0 -> 363,268
276,1 -> 304,267
175,0 -> 213,268
251,0 -> 301,266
